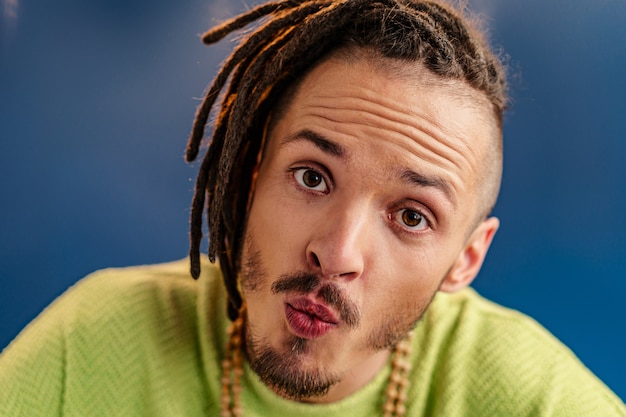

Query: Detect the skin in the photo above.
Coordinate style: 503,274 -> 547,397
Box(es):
239,52 -> 500,403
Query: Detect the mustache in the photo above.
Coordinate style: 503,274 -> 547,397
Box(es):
271,272 -> 361,328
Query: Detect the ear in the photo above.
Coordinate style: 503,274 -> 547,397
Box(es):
440,217 -> 499,293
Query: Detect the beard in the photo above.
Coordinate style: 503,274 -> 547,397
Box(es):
244,329 -> 341,400
239,236 -> 438,401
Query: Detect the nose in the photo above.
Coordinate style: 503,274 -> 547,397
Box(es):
306,202 -> 368,281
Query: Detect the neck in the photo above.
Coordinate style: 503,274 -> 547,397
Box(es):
304,348 -> 392,403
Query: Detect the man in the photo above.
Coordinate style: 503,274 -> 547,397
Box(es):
1,1 -> 624,416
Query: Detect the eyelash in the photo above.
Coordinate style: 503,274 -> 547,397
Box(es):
290,166 -> 332,194
390,206 -> 433,235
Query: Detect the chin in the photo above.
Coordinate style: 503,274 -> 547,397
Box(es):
246,331 -> 342,400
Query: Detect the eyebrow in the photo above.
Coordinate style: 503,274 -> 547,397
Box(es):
400,169 -> 456,208
282,129 -> 455,207
281,129 -> 346,158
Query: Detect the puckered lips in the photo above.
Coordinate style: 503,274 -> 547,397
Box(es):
284,297 -> 339,339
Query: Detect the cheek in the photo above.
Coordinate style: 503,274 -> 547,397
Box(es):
362,240 -> 453,311
239,229 -> 285,340
248,192 -> 318,266
250,179 -> 291,240
239,232 -> 268,294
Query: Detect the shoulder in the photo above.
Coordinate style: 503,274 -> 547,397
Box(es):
408,288 -> 626,416
2,257 -> 225,359
60,257 -> 222,318
73,258 -> 202,301
1,259 -> 227,415
36,259 -> 192,332
425,287 -> 561,354
58,257 -> 225,339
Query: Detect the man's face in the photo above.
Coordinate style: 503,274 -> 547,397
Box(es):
239,54 -> 499,402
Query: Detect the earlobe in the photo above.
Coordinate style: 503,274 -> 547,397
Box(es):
440,217 -> 500,293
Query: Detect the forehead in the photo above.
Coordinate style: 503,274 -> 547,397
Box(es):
265,54 -> 497,211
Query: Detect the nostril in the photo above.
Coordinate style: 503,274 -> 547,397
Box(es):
309,252 -> 321,268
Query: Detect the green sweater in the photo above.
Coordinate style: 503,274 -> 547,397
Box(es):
1,258 -> 624,416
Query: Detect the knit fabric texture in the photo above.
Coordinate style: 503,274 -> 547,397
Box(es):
1,258 -> 624,416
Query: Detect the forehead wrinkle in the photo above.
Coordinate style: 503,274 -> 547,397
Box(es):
306,92 -> 478,178
301,101 -> 472,199
293,108 -> 466,211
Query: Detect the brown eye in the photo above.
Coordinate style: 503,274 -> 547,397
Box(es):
402,210 -> 422,227
294,168 -> 328,192
396,209 -> 428,231
302,169 -> 322,188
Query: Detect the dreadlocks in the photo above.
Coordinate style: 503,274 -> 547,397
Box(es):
185,0 -> 508,321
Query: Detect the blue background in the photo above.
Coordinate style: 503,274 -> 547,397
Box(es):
1,0 -> 624,400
